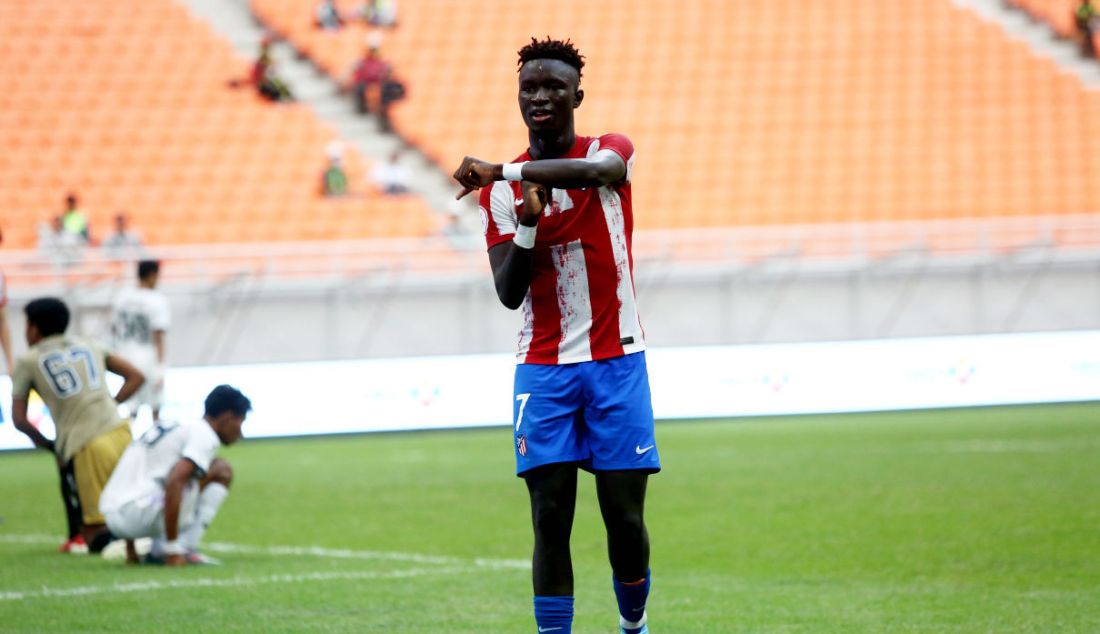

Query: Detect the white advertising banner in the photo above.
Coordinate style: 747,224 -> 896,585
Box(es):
1,330 -> 1098,451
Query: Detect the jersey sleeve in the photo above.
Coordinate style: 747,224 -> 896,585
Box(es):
597,133 -> 635,184
481,181 -> 519,250
181,425 -> 220,477
87,338 -> 113,363
151,295 -> 171,331
10,355 -> 33,400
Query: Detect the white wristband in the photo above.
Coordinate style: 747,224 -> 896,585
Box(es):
502,162 -> 527,181
162,540 -> 184,556
513,224 -> 537,249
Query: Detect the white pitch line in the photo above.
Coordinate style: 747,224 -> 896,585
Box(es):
0,566 -> 470,602
0,533 -> 529,570
201,542 -> 529,570
910,439 -> 1100,454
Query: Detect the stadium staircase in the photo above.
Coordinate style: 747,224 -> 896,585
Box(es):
1005,0 -> 1100,46
179,0 -> 470,232
955,0 -> 1100,86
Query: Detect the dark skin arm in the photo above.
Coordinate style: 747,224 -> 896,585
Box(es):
489,182 -> 548,309
105,354 -> 145,404
453,151 -> 626,200
162,458 -> 197,566
11,398 -> 54,452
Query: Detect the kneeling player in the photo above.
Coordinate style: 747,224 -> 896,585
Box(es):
98,385 -> 251,566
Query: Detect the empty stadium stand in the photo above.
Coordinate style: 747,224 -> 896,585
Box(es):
252,0 -> 1100,231
0,0 -> 440,250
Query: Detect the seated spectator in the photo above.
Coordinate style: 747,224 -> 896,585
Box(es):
61,193 -> 90,243
361,0 -> 398,28
321,141 -> 349,197
316,0 -> 345,30
346,43 -> 389,114
377,67 -> 406,132
1077,1 -> 1098,58
370,150 -> 410,195
252,37 -> 294,102
102,213 -> 145,259
38,216 -> 83,265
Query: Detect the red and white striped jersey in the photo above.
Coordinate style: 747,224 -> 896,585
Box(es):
480,133 -> 644,365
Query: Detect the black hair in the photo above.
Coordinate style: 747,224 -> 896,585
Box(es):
204,385 -> 253,419
24,298 -> 70,337
137,260 -> 160,281
517,36 -> 585,80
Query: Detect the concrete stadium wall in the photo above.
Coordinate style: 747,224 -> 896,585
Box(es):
4,254 -> 1098,367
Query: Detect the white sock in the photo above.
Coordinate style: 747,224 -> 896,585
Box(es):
621,611 -> 648,630
180,483 -> 229,551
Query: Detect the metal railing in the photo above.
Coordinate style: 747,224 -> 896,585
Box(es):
2,214 -> 1099,292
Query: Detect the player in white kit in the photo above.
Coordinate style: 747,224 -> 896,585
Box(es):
111,260 -> 170,421
99,385 -> 251,566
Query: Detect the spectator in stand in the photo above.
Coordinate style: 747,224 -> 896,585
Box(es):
39,216 -> 84,265
346,43 -> 389,114
322,141 -> 349,197
316,0 -> 345,30
252,37 -> 294,102
361,0 -> 398,27
62,193 -> 90,243
370,150 -> 410,195
103,213 -> 145,259
377,66 -> 406,132
1077,0 -> 1098,58
38,216 -> 64,252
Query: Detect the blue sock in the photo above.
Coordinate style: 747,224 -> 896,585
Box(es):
614,570 -> 651,632
533,595 -> 573,633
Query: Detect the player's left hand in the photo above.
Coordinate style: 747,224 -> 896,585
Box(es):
520,180 -> 549,221
165,553 -> 186,567
453,156 -> 501,199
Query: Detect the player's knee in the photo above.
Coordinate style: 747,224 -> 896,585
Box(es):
206,458 -> 233,487
607,508 -> 646,538
531,497 -> 571,540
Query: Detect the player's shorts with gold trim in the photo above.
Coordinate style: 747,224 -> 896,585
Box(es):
73,423 -> 132,525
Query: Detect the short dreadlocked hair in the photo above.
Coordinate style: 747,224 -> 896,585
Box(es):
517,37 -> 585,80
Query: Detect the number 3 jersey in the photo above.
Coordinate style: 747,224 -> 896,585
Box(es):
11,335 -> 126,462
480,133 -> 644,365
99,419 -> 221,515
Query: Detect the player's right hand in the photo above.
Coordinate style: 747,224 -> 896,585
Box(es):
453,156 -> 500,199
165,553 -> 186,567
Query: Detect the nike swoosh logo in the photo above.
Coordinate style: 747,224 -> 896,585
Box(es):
515,197 -> 524,207
635,445 -> 655,455
538,628 -> 563,632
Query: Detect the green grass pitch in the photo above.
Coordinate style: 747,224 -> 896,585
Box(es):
1,403 -> 1099,632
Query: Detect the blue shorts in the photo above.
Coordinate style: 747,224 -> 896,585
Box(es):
512,351 -> 660,476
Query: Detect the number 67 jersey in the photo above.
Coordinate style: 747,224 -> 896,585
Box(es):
11,335 -> 127,462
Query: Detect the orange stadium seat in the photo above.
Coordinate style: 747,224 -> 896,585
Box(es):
250,0 -> 1100,231
0,0 -> 440,249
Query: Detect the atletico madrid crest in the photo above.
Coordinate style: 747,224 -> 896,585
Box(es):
516,434 -> 527,457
